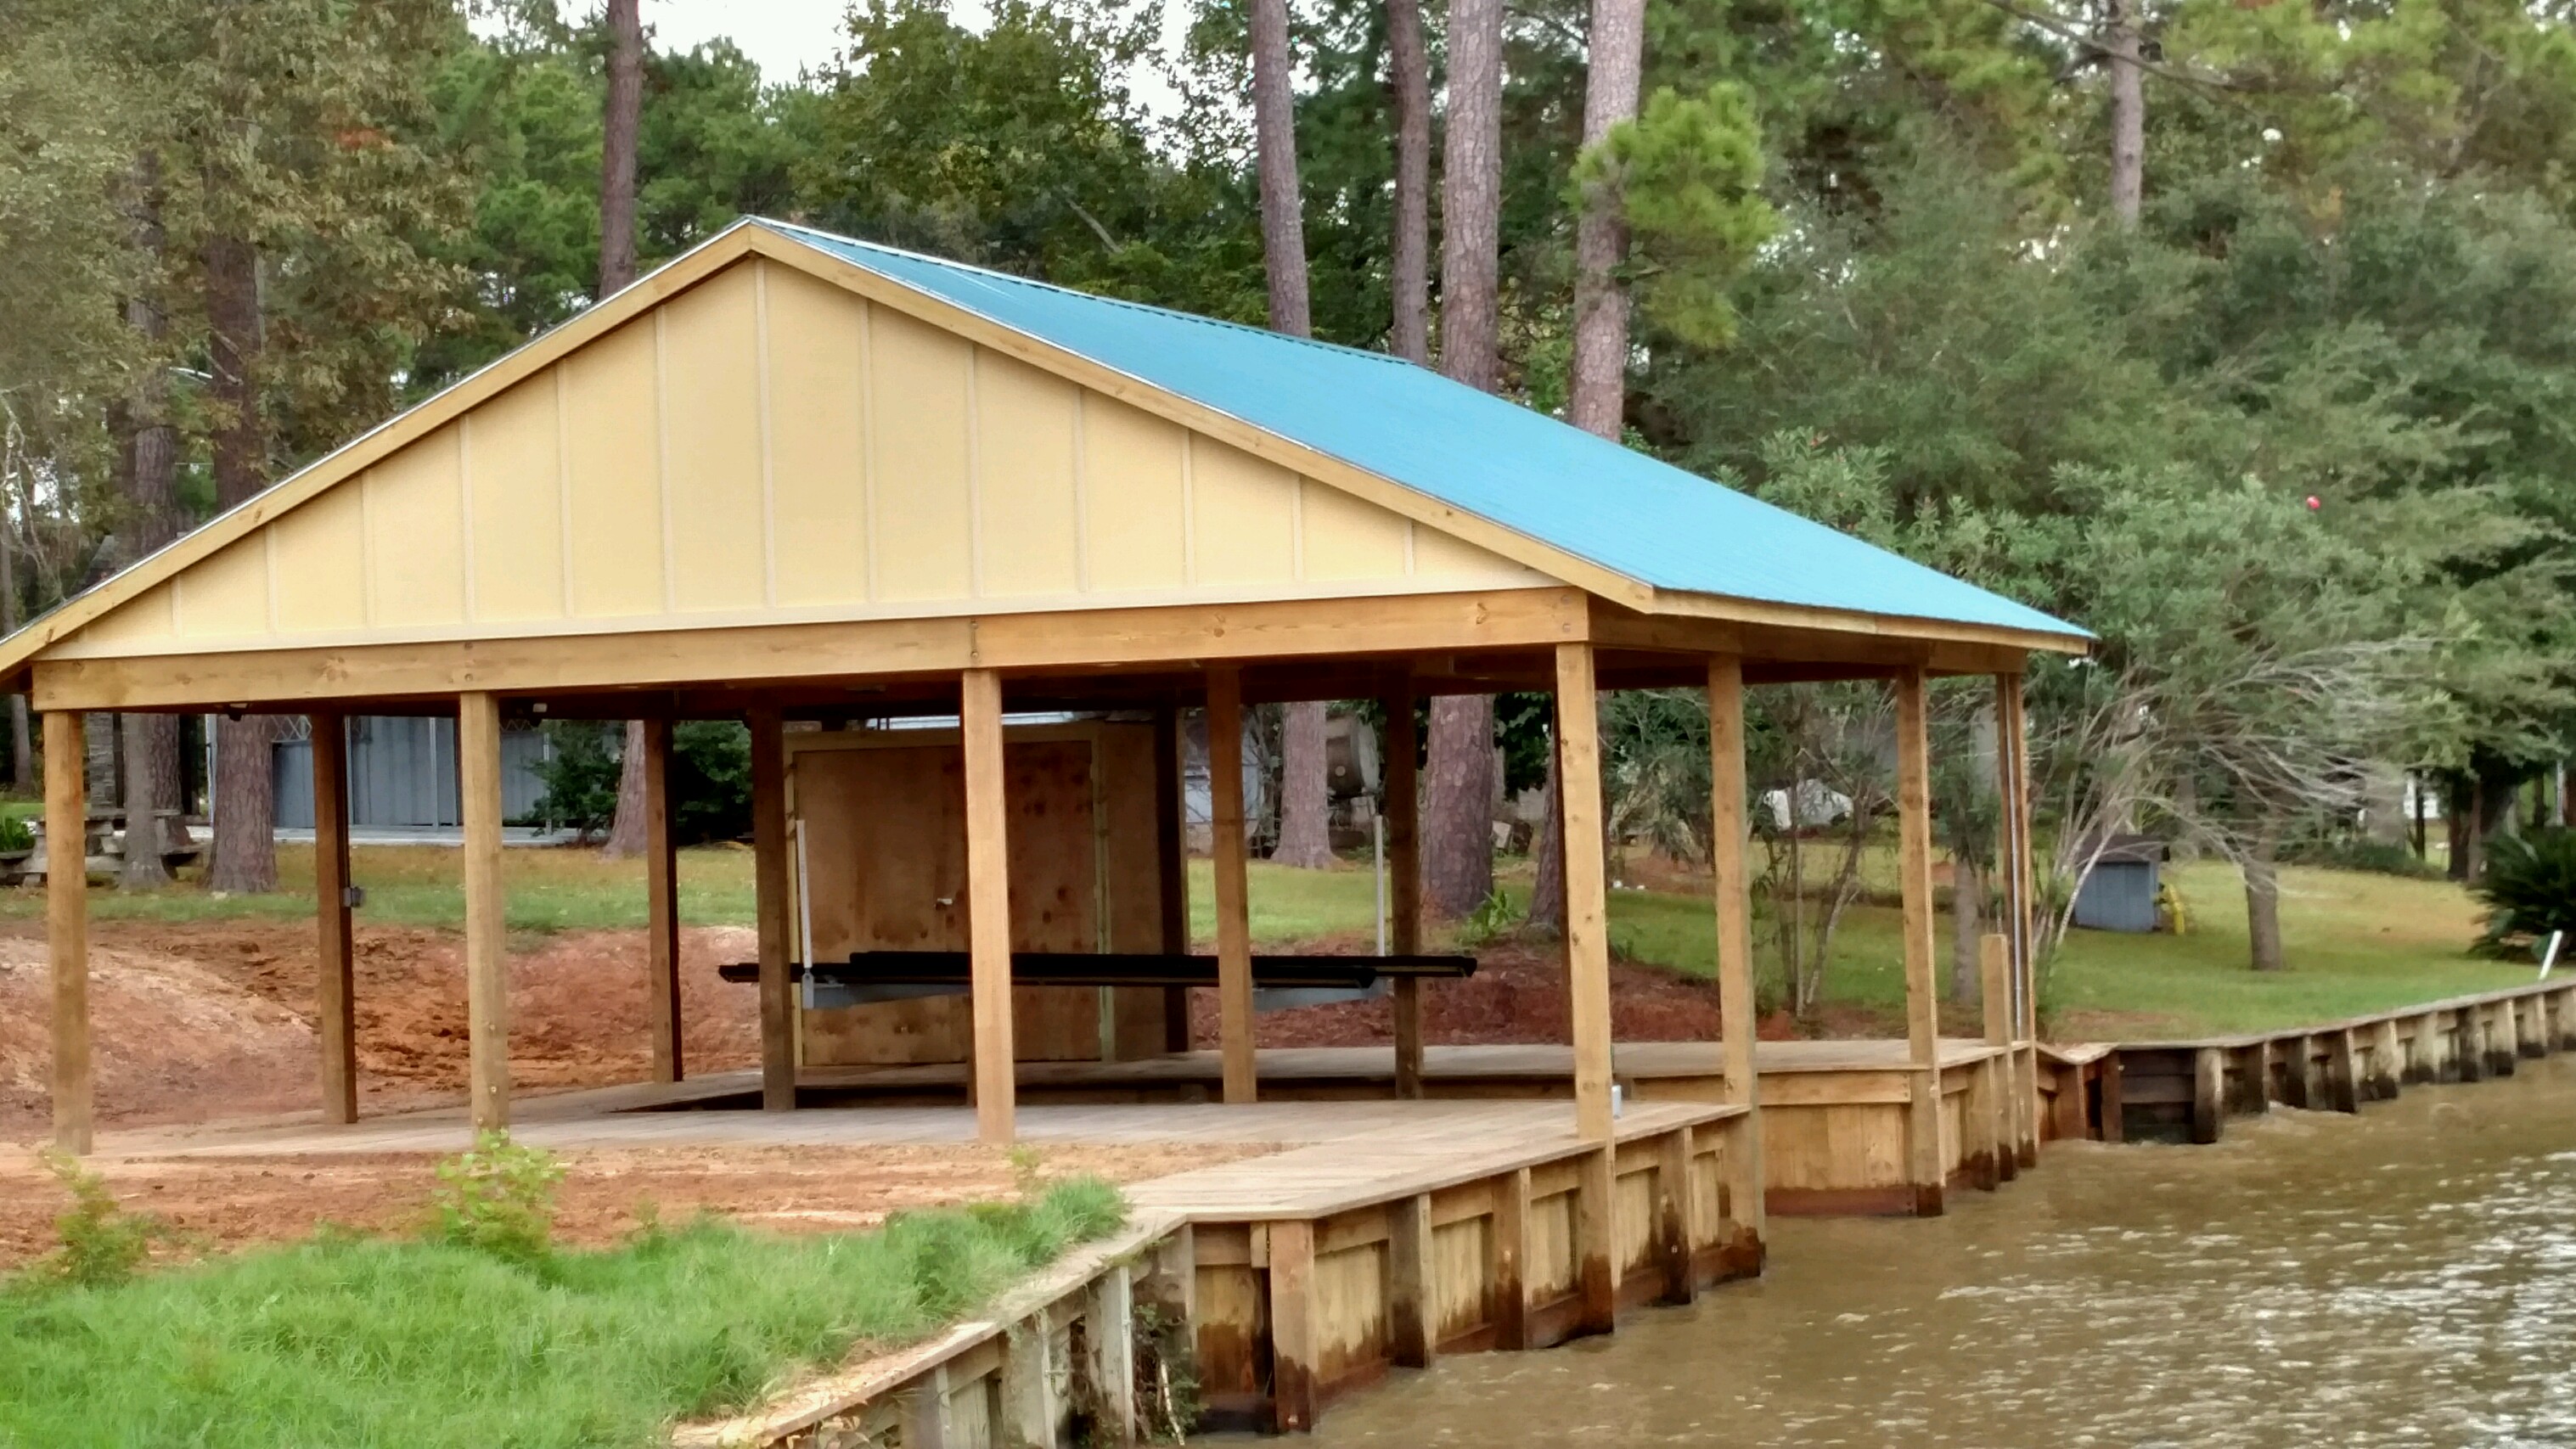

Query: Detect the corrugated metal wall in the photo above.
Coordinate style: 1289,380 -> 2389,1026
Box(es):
273,717 -> 551,830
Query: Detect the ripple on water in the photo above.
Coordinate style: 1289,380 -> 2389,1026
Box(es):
1277,1056 -> 2576,1449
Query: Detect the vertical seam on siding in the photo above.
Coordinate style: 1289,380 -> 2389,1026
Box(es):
755,260 -> 778,609
965,345 -> 984,598
358,470 -> 375,626
458,418 -> 479,622
1290,474 -> 1306,581
858,301 -> 880,604
1071,389 -> 1090,594
554,364 -> 573,616
1180,432 -> 1198,587
262,525 -> 279,633
1403,519 -> 1418,576
655,307 -> 676,614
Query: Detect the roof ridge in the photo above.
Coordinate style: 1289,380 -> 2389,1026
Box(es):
754,217 -> 1414,369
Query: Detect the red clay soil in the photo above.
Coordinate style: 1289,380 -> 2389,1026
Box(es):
1186,936 -> 1811,1048
0,1140 -> 1255,1272
0,920 -> 764,1141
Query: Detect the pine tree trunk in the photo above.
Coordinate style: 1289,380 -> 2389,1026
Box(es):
1527,722 -> 1565,931
2106,0 -> 2145,224
1386,0 -> 1431,364
202,223 -> 278,894
1272,703 -> 1334,867
1567,0 -> 1644,440
1949,856 -> 1984,1002
1420,0 -> 1507,917
2243,825 -> 2283,973
1422,695 -> 1496,917
120,152 -> 181,890
597,0 -> 652,858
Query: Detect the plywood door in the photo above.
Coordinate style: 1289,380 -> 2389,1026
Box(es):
796,737 -> 1105,1065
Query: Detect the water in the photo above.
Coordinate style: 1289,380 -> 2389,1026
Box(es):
1293,1055 -> 2576,1448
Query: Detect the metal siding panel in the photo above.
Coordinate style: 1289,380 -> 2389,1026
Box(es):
273,738 -> 316,830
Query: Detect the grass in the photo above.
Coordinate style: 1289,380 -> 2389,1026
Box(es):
0,836 -> 2532,1038
0,1175 -> 1127,1449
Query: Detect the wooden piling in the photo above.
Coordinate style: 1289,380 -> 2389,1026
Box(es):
1387,1193 -> 1434,1368
2367,1018 -> 2403,1100
1268,1219 -> 1318,1432
2191,1047 -> 2224,1144
1491,1167 -> 1532,1351
1572,1143 -> 1618,1337
2325,1028 -> 2361,1114
1657,1126 -> 1699,1304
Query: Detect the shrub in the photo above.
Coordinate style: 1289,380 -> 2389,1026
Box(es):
429,1132 -> 565,1265
526,721 -> 622,840
2472,828 -> 2576,954
2279,834 -> 2438,879
31,1152 -> 161,1288
0,814 -> 33,853
525,719 -> 751,844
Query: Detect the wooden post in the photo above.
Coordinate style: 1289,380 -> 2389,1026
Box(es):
900,1366 -> 954,1449
749,704 -> 795,1113
1894,668 -> 1945,1215
458,691 -> 510,1134
1207,668 -> 1257,1104
2095,1053 -> 2125,1143
1705,656 -> 1766,1251
1558,643 -> 1615,1142
1995,671 -> 2040,1169
1977,932 -> 2016,1182
960,669 -> 1017,1145
2191,1046 -> 2224,1144
1384,678 -> 1424,1098
44,710 -> 90,1154
1091,1266 -> 1138,1445
1152,706 -> 1190,1053
1387,1193 -> 1435,1368
1268,1217 -> 1318,1432
1573,1143 -> 1618,1336
2236,1040 -> 2273,1114
1491,1166 -> 1532,1351
2455,1011 -> 2485,1082
1656,1125 -> 1699,1304
312,711 -> 358,1125
2490,999 -> 2519,1076
641,716 -> 683,1083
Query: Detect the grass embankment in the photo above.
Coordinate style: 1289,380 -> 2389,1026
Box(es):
0,838 -> 2527,1039
0,1155 -> 1125,1449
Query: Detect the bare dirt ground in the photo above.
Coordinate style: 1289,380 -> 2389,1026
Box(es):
0,920 -> 766,1140
0,1141 -> 1252,1272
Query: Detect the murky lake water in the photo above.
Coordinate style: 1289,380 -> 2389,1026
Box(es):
1287,1055 -> 2576,1448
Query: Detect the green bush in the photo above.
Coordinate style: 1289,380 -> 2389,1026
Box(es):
429,1132 -> 565,1265
0,814 -> 33,853
31,1152 -> 161,1287
525,720 -> 751,844
2472,827 -> 2576,953
2279,834 -> 2438,879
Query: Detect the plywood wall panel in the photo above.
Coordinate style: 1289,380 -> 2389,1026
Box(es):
270,483 -> 365,633
463,379 -> 566,622
1190,438 -> 1297,586
363,424 -> 468,630
764,266 -> 870,608
82,584 -> 175,649
1412,522 -> 1537,584
175,534 -> 269,638
973,351 -> 1082,598
1080,396 -> 1188,593
869,307 -> 975,601
1300,478 -> 1411,581
661,266 -> 767,612
561,324 -> 665,618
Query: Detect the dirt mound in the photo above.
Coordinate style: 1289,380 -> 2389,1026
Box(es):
0,921 -> 762,1142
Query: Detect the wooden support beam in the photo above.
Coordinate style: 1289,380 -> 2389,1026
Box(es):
749,704 -> 795,1113
1153,706 -> 1190,1053
1384,677 -> 1424,1099
1492,1167 -> 1533,1351
1268,1218 -> 1318,1432
641,716 -> 683,1083
961,669 -> 1017,1145
1557,643 -> 1615,1141
1387,1193 -> 1435,1368
458,691 -> 510,1134
1893,668 -> 1945,1215
1573,1143 -> 1618,1337
1207,668 -> 1257,1105
2191,1046 -> 2224,1144
1994,672 -> 2040,1170
1705,656 -> 1766,1252
44,710 -> 90,1154
1656,1126 -> 1698,1304
312,711 -> 358,1125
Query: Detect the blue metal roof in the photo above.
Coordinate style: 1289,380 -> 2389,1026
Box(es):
761,220 -> 2084,641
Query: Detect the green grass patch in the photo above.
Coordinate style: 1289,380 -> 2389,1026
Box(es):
0,1171 -> 1126,1449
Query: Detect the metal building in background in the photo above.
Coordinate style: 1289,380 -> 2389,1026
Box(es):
273,716 -> 551,830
